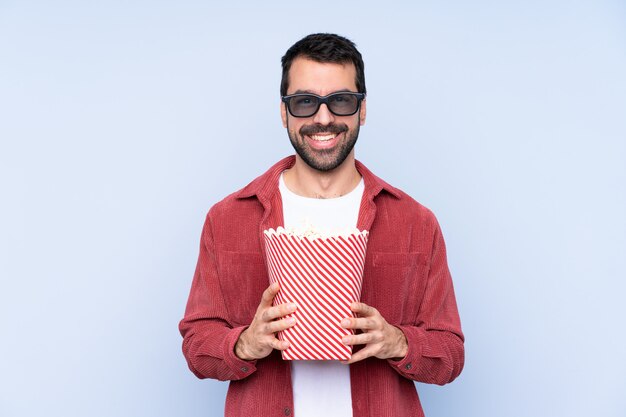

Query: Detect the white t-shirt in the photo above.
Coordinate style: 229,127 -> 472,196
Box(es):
279,172 -> 364,417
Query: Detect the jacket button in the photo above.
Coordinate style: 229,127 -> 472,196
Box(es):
241,366 -> 248,372
284,407 -> 291,415
404,363 -> 412,370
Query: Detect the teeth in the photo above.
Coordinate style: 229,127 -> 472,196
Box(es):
310,133 -> 335,141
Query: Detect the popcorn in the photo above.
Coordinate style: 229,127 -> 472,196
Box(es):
264,224 -> 368,241
263,226 -> 369,360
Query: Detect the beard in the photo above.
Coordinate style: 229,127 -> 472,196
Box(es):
286,118 -> 360,172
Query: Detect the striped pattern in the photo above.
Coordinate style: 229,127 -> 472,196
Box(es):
263,230 -> 369,360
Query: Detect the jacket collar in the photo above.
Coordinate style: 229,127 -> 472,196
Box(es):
235,155 -> 402,202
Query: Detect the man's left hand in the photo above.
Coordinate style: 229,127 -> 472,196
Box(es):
340,302 -> 408,364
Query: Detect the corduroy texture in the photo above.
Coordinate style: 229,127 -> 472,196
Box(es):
179,156 -> 464,417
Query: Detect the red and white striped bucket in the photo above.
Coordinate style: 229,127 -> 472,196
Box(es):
263,228 -> 369,360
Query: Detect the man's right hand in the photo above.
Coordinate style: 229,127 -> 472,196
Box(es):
234,282 -> 297,360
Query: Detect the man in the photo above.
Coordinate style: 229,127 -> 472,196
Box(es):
179,33 -> 464,417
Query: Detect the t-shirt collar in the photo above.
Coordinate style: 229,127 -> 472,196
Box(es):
236,155 -> 402,202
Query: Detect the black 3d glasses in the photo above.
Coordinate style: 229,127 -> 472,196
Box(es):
282,92 -> 366,118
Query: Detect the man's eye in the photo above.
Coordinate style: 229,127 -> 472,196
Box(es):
295,97 -> 313,105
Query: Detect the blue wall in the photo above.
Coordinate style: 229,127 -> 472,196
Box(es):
1,1 -> 625,416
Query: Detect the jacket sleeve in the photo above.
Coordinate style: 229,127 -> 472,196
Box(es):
387,220 -> 465,385
179,212 -> 257,381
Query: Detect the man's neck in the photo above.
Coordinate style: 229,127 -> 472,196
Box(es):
283,154 -> 361,199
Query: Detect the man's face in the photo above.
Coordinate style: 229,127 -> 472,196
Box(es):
281,57 -> 366,172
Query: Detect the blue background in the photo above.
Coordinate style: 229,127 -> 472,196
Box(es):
1,1 -> 625,416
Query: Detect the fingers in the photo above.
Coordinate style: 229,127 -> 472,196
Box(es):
344,346 -> 375,364
341,316 -> 378,331
259,282 -> 280,308
255,284 -> 297,346
237,283 -> 299,360
259,283 -> 297,320
271,337 -> 290,351
350,302 -> 377,316
339,302 -> 408,364
265,316 -> 297,334
261,301 -> 297,321
341,302 -> 381,331
342,331 -> 376,346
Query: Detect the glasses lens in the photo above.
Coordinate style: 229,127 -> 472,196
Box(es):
289,95 -> 319,117
328,94 -> 359,116
285,93 -> 361,117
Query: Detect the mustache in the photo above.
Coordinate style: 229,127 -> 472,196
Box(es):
300,123 -> 348,136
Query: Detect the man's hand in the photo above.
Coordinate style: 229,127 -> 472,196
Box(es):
235,282 -> 297,361
340,302 -> 408,364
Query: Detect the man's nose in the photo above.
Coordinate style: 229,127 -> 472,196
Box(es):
313,103 -> 335,125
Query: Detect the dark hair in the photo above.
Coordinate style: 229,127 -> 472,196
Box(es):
280,33 -> 366,96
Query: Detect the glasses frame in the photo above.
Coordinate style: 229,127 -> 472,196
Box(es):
281,91 -> 366,118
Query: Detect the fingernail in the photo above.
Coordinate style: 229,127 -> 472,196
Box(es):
342,336 -> 350,344
288,317 -> 296,325
341,319 -> 350,327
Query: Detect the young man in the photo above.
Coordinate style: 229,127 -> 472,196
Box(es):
180,33 -> 464,417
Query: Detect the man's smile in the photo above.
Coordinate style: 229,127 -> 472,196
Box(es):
304,131 -> 343,150
308,133 -> 338,142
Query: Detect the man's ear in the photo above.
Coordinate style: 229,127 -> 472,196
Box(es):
281,101 -> 288,128
359,99 -> 366,126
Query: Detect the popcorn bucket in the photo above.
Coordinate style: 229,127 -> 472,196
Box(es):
263,227 -> 369,360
